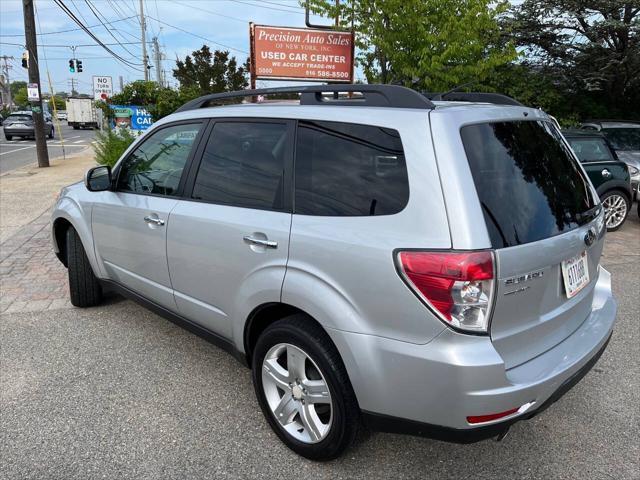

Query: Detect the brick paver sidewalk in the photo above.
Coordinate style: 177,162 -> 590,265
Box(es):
0,210 -> 70,313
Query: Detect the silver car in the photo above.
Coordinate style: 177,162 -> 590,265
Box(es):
3,111 -> 54,140
51,85 -> 617,460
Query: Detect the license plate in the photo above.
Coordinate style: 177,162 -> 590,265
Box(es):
12,123 -> 25,128
561,251 -> 590,298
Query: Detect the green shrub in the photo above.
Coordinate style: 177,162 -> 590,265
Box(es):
93,128 -> 136,167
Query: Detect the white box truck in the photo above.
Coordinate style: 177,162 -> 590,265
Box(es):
66,97 -> 100,129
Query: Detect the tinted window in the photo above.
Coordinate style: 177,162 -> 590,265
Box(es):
461,121 -> 596,248
192,122 -> 288,210
566,138 -> 614,162
601,128 -> 640,151
117,123 -> 202,196
7,115 -> 32,122
295,121 -> 408,216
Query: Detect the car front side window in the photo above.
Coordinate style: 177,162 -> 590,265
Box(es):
117,123 -> 202,196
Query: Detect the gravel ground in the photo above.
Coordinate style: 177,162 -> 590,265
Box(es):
1,215 -> 638,479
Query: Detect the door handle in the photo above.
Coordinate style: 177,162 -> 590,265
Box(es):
144,215 -> 165,226
243,235 -> 278,249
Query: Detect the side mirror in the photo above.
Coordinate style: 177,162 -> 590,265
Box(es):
85,165 -> 112,192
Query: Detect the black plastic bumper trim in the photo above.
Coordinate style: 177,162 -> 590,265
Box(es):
362,332 -> 612,443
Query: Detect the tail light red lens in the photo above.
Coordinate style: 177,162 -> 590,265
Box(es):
466,407 -> 519,424
397,250 -> 495,333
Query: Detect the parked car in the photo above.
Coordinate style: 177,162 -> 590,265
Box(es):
562,130 -> 632,231
51,85 -> 616,460
580,120 -> 640,200
3,111 -> 54,140
56,110 -> 68,121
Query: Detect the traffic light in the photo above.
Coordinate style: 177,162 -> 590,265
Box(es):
76,60 -> 83,73
68,59 -> 75,73
21,51 -> 28,69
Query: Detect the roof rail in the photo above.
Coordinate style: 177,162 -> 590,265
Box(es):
174,84 -> 435,113
423,92 -> 523,106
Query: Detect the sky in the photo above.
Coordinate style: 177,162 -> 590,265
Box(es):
0,0 -> 339,95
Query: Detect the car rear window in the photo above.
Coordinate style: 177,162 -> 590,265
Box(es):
566,137 -> 614,162
600,128 -> 640,151
7,115 -> 32,122
295,120 -> 408,216
461,120 -> 596,248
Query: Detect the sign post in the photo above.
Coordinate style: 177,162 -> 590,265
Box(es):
92,75 -> 113,101
249,24 -> 354,84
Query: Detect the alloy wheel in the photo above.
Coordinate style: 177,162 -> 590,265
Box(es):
261,343 -> 333,444
602,194 -> 628,229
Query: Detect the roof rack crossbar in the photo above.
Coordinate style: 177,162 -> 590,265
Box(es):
174,84 -> 436,113
423,92 -> 523,106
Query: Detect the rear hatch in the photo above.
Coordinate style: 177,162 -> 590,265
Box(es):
460,119 -> 604,369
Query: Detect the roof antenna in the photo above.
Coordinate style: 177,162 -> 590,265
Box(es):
435,81 -> 478,101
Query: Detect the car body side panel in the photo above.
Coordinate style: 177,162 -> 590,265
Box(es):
283,113 -> 450,344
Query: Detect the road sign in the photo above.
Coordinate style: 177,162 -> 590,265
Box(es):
27,83 -> 39,101
250,24 -> 354,83
93,75 -> 113,101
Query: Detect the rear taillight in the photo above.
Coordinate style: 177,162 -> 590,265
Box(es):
397,250 -> 495,333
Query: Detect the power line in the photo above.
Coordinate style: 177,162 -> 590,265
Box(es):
83,0 -> 139,58
145,14 -> 249,55
52,0 -> 144,70
0,15 -> 138,37
226,0 -> 304,15
1,41 -> 148,48
172,1 -> 248,24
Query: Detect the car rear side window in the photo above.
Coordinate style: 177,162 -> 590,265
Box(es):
295,120 -> 408,216
566,137 -> 614,162
192,122 -> 288,211
461,120 -> 596,248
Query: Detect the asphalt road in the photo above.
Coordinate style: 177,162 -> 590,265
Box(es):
1,216 -> 639,479
0,122 -> 96,174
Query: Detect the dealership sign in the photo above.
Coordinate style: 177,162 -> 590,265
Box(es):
93,76 -> 113,101
250,24 -> 354,83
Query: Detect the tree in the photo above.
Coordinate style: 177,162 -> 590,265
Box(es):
11,81 -> 28,107
307,0 -> 516,90
173,45 -> 249,94
505,1 -> 640,119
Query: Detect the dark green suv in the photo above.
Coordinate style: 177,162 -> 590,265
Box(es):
563,130 -> 632,231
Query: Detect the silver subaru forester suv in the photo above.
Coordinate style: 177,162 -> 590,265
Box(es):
51,85 -> 616,460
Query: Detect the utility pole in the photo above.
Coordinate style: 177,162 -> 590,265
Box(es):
152,36 -> 162,86
68,78 -> 77,95
1,56 -> 14,107
140,0 -> 149,81
22,0 -> 49,168
119,75 -> 124,92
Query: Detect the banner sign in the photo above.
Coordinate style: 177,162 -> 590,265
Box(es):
93,76 -> 113,101
250,24 -> 354,83
109,105 -> 153,131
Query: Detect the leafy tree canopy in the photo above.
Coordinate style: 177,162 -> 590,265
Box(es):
307,0 -> 517,91
504,0 -> 640,118
173,45 -> 249,95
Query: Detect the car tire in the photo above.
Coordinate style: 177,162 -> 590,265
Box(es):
5,135 -> 12,140
252,314 -> 359,461
601,190 -> 630,232
73,125 -> 79,130
48,128 -> 54,139
66,227 -> 102,307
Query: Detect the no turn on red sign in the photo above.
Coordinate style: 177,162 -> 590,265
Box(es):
93,76 -> 113,101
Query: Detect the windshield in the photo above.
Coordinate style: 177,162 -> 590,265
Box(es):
601,128 -> 640,151
566,137 -> 614,162
461,120 -> 596,248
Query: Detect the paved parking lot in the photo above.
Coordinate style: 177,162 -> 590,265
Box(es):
1,210 -> 638,479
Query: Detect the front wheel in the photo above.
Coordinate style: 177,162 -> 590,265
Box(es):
5,134 -> 12,140
252,315 -> 360,460
66,227 -> 102,307
48,128 -> 54,139
601,190 -> 629,231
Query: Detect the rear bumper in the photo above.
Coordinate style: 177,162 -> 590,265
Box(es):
361,331 -> 611,443
327,267 -> 616,435
3,127 -> 35,136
